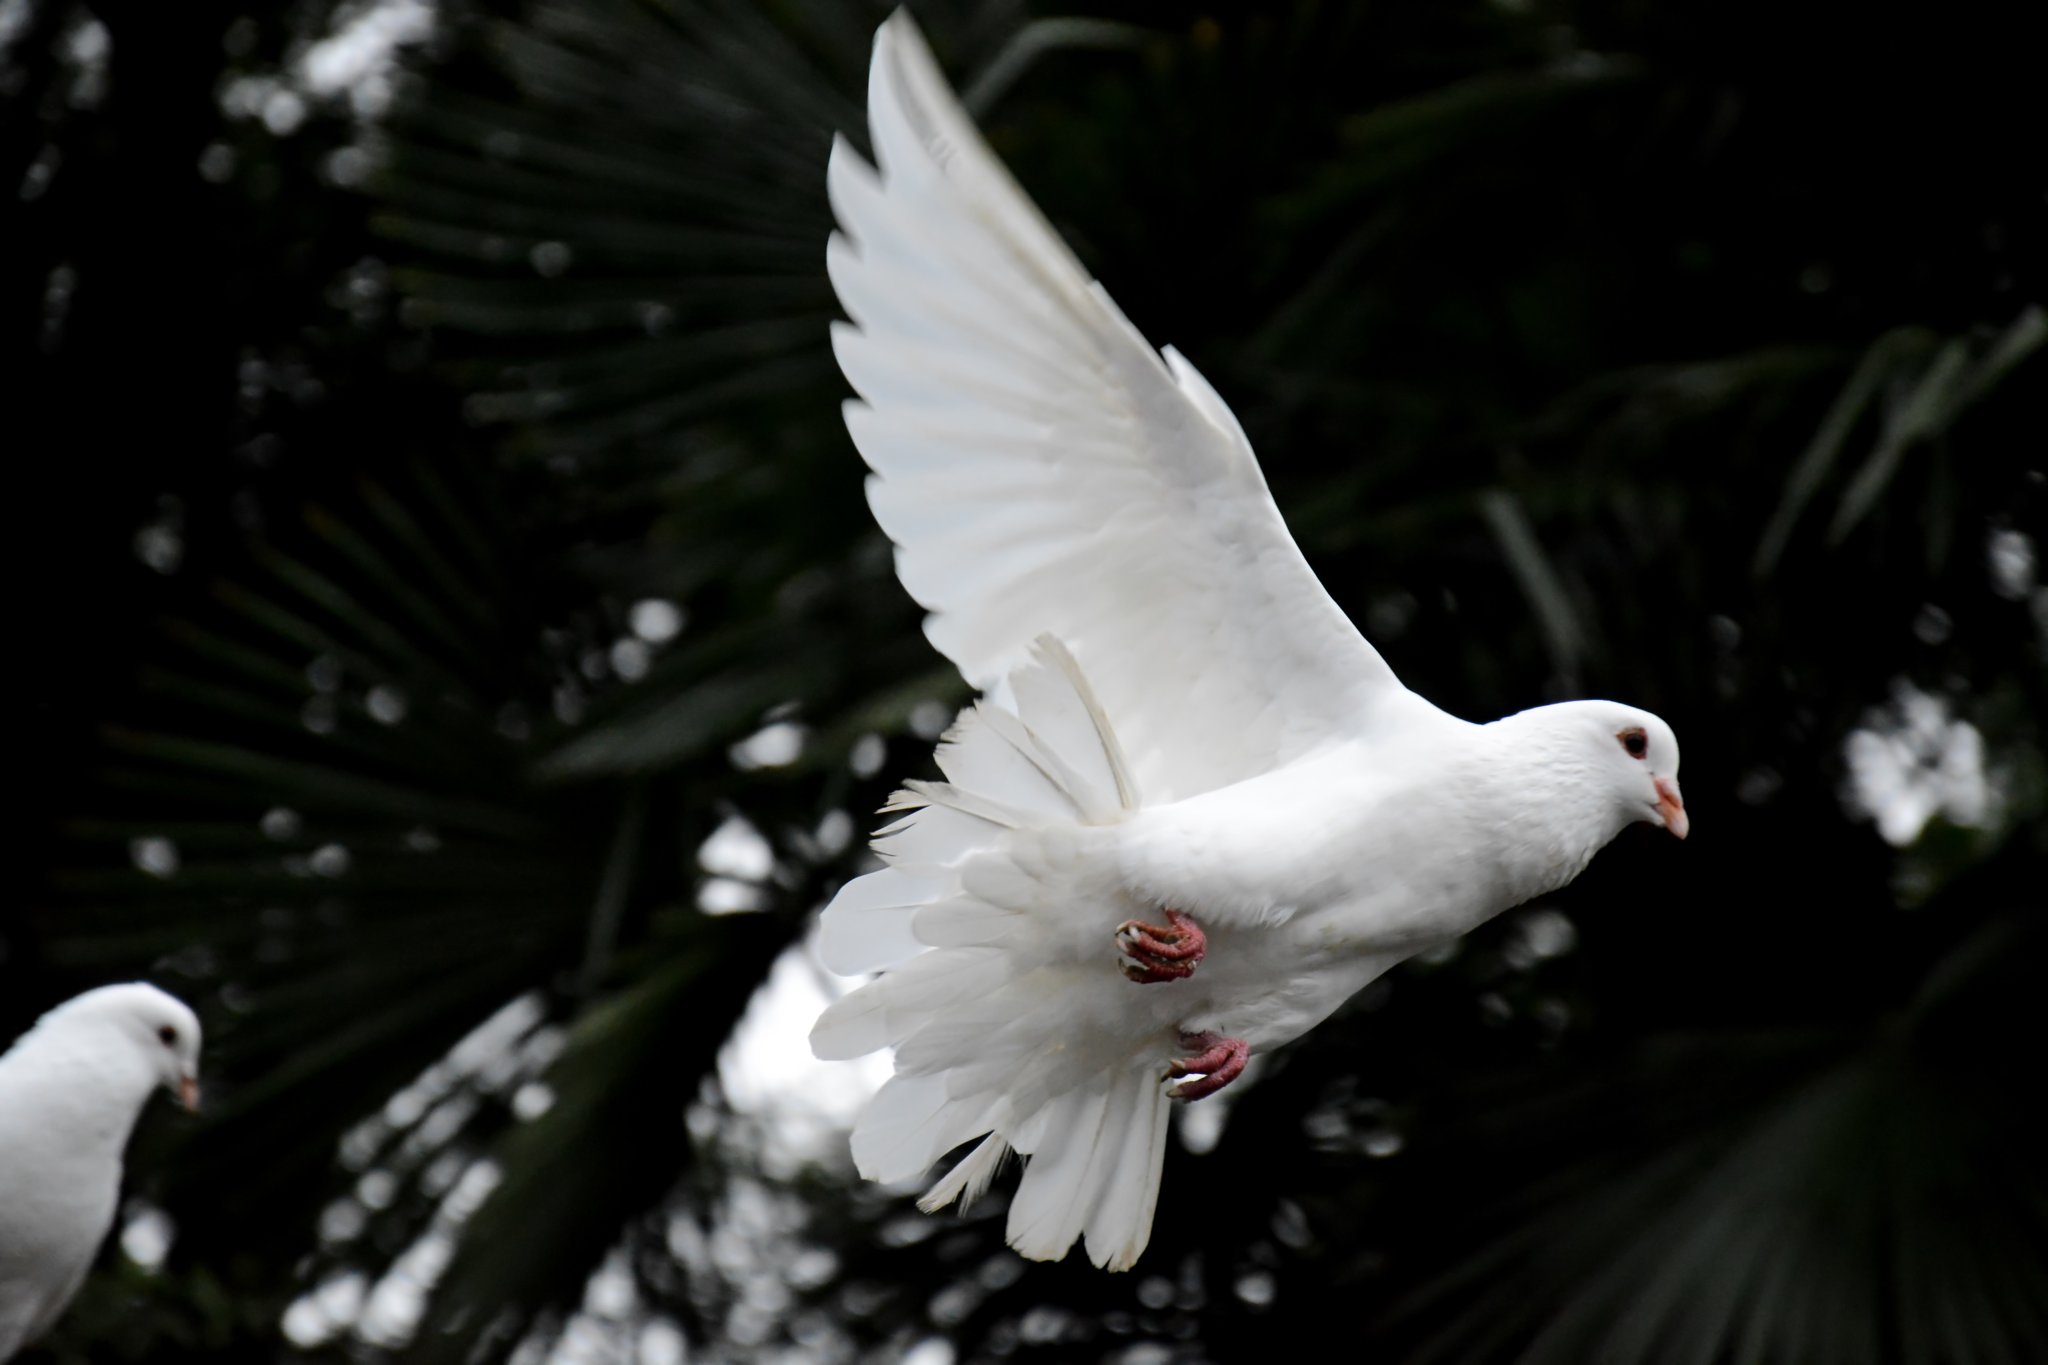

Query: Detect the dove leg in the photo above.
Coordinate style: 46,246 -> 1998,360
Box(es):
1168,1031 -> 1250,1101
1115,908 -> 1208,983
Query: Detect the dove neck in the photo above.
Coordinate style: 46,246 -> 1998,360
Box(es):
1476,707 -> 1634,904
2,1016 -> 162,1160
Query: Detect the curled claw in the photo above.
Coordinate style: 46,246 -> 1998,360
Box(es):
1114,908 -> 1207,984
1168,1031 -> 1249,1101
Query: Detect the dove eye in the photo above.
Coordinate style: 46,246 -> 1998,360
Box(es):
1619,729 -> 1648,760
158,1025 -> 178,1046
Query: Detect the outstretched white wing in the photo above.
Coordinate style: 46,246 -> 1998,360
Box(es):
830,13 -> 1419,801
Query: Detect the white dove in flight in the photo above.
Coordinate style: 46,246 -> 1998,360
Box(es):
0,983 -> 202,1360
809,12 -> 1687,1271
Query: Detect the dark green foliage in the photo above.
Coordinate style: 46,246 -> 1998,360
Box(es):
10,0 -> 2044,1361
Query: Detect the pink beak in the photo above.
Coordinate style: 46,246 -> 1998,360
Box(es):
1654,776 -> 1688,839
178,1075 -> 201,1113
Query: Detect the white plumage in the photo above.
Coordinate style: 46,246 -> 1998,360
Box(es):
0,984 -> 202,1360
812,12 -> 1688,1271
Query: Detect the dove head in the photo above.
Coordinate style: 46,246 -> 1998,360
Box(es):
1509,700 -> 1686,841
46,983 -> 204,1114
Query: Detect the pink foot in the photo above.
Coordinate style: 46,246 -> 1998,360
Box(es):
1115,908 -> 1207,983
1169,1031 -> 1249,1101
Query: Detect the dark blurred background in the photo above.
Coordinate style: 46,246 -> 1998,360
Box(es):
6,0 -> 2044,1361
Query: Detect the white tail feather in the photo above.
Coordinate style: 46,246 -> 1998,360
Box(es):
815,868 -> 949,975
810,635 -> 1170,1268
918,1132 -> 1011,1214
1002,1071 -> 1171,1271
